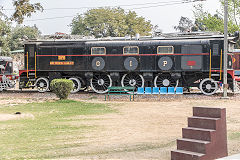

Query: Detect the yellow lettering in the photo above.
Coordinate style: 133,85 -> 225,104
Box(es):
58,56 -> 66,60
50,61 -> 74,65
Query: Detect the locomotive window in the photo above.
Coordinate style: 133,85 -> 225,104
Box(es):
29,46 -> 35,57
123,46 -> 139,54
157,46 -> 174,54
57,48 -> 68,55
212,44 -> 219,55
91,47 -> 106,55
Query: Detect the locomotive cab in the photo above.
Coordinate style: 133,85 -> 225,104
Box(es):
0,56 -> 16,91
0,57 -> 13,75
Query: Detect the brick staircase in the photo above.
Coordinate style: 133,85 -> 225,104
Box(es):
171,107 -> 228,160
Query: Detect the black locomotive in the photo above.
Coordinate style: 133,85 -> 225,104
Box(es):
19,32 -> 239,95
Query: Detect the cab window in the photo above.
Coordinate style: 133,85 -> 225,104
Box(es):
91,47 -> 106,55
157,46 -> 174,54
29,46 -> 35,57
212,44 -> 219,55
123,46 -> 139,55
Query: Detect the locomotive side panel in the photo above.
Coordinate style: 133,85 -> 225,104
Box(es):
71,46 -> 89,71
180,44 -> 204,71
139,45 -> 156,72
105,46 -> 124,71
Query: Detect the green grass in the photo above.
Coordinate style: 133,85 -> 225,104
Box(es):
0,100 -> 115,159
229,132 -> 240,140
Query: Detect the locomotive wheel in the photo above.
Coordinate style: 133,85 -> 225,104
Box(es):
121,73 -> 144,93
199,78 -> 218,95
35,77 -> 49,93
154,74 -> 178,87
90,74 -> 112,94
69,77 -> 81,94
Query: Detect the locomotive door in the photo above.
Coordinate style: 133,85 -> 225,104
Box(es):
25,44 -> 36,71
211,42 -> 221,69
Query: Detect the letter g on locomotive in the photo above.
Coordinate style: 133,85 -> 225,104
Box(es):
124,57 -> 138,71
158,56 -> 173,71
92,57 -> 105,70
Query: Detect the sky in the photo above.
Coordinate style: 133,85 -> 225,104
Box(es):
1,0 -> 221,35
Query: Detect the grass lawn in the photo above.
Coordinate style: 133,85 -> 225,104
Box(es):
0,100 -> 115,159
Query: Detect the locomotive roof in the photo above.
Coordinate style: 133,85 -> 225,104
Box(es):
24,32 -> 237,46
0,56 -> 12,62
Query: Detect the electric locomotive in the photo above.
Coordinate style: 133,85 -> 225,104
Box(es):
19,32 -> 239,95
0,56 -> 17,91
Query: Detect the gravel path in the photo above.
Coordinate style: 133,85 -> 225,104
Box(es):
0,90 -> 239,103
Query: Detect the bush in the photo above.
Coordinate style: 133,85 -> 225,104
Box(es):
50,79 -> 73,100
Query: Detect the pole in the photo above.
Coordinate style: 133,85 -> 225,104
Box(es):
223,0 -> 228,98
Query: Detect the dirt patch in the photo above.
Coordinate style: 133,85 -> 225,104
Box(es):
60,99 -> 240,159
0,113 -> 34,121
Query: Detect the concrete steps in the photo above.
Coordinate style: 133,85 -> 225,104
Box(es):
177,138 -> 210,154
182,127 -> 215,141
171,150 -> 205,160
171,107 -> 227,160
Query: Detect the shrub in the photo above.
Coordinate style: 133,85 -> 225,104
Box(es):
50,79 -> 73,100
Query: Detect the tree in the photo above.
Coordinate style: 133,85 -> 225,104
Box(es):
70,7 -> 153,37
0,20 -> 11,56
0,0 -> 42,56
0,23 -> 40,56
9,25 -> 41,51
0,0 -> 43,24
11,0 -> 43,24
175,1 -> 240,34
220,0 -> 240,26
193,3 -> 240,34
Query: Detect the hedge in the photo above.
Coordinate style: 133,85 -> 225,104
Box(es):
50,79 -> 73,99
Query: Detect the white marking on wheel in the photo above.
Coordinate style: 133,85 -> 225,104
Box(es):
163,79 -> 170,86
206,84 -> 211,90
129,79 -> 136,86
98,79 -> 104,86
40,82 -> 44,88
